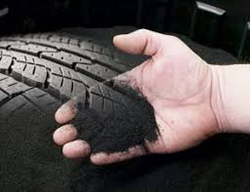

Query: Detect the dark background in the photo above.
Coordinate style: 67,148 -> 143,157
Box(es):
1,0 -> 250,61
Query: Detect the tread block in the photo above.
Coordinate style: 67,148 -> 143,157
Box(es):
0,76 -> 30,96
0,56 -> 12,72
0,40 -> 25,48
10,44 -> 57,55
89,84 -> 131,118
71,81 -> 87,97
49,74 -> 86,99
9,51 -> 42,64
25,65 -> 47,86
41,51 -> 91,68
12,60 -> 47,87
84,51 -> 127,72
48,74 -> 62,97
17,38 -> 61,48
68,38 -> 79,45
0,90 -> 8,104
0,95 -> 29,120
0,49 -> 12,56
76,62 -> 119,81
59,78 -> 73,96
78,41 -> 93,51
89,85 -> 116,118
12,61 -> 26,77
93,44 -> 103,54
22,89 -> 61,113
75,72 -> 99,87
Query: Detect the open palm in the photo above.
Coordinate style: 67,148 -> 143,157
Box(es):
53,29 -> 220,164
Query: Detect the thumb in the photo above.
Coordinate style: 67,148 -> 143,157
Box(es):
113,29 -> 162,56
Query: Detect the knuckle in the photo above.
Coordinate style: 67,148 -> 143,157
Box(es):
166,35 -> 180,42
164,35 -> 184,46
137,28 -> 151,35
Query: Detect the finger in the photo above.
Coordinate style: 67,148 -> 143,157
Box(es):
63,140 -> 91,158
53,124 -> 78,146
113,29 -> 162,56
90,146 -> 146,165
55,99 -> 78,124
144,139 -> 169,154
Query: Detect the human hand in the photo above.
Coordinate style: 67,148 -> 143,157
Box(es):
53,29 -> 221,164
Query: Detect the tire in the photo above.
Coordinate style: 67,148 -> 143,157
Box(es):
0,32 -> 134,191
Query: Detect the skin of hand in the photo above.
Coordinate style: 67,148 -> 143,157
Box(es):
53,29 -> 225,165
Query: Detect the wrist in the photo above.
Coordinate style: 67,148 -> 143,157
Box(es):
210,65 -> 231,133
211,64 -> 250,134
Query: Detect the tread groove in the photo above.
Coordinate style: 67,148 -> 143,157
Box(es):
97,85 -> 105,111
85,89 -> 91,110
106,87 -> 115,118
0,84 -> 33,106
8,82 -> 18,87
44,69 -> 50,89
22,94 -> 45,113
36,93 -> 47,99
7,58 -> 15,75
0,85 -> 10,96
90,91 -> 125,107
7,103 -> 27,119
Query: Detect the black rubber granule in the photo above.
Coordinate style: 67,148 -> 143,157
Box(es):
73,79 -> 159,154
